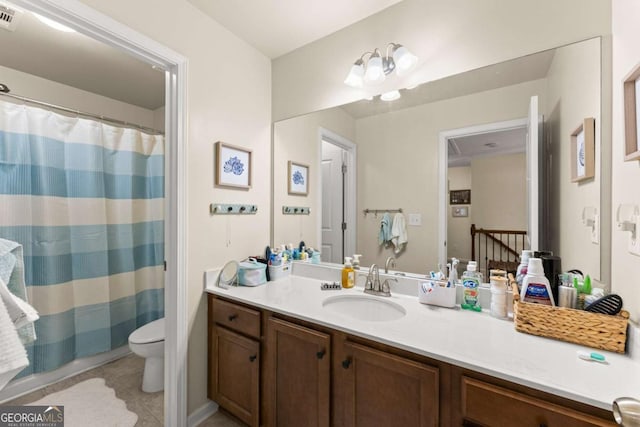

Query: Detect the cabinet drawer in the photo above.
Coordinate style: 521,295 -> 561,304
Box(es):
211,298 -> 261,338
461,376 -> 615,426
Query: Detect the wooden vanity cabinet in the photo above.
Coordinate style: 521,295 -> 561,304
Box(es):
265,317 -> 331,427
339,341 -> 439,427
208,296 -> 261,427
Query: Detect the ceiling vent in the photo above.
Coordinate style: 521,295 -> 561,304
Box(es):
0,3 -> 23,32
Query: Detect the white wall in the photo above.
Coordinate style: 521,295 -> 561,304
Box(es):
545,38 -> 602,280
77,0 -> 272,414
273,107 -> 355,250
612,0 -> 640,322
447,166 -> 472,262
355,79 -> 546,274
0,64 -> 158,130
272,0 -> 611,121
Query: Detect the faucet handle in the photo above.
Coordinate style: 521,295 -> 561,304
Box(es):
381,278 -> 397,296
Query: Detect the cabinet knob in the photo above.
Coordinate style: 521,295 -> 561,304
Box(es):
249,354 -> 257,362
228,314 -> 238,321
342,358 -> 352,369
316,349 -> 326,360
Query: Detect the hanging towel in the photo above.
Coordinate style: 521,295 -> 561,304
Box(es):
378,212 -> 392,245
0,276 -> 39,330
0,293 -> 29,390
391,213 -> 408,254
0,238 -> 37,344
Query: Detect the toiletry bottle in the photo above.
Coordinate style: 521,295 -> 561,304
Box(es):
461,262 -> 481,312
516,250 -> 533,286
341,257 -> 355,289
448,258 -> 459,285
352,254 -> 362,270
520,258 -> 555,306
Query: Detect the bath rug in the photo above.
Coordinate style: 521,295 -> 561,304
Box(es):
28,378 -> 138,426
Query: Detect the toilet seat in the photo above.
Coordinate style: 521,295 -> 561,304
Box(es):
129,318 -> 164,345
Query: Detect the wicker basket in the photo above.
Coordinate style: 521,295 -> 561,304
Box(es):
510,277 -> 629,353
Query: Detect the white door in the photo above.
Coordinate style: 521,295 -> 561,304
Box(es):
526,95 -> 542,251
321,141 -> 346,263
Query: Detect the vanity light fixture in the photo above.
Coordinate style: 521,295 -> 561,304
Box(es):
344,43 -> 418,88
380,90 -> 401,101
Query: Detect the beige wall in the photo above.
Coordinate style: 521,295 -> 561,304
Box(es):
471,153 -> 527,230
447,166 -> 472,262
77,0 -> 272,414
273,107 -> 355,250
356,79 -> 546,274
612,0 -> 640,322
545,38 -> 602,280
272,0 -> 611,121
0,65 -> 158,130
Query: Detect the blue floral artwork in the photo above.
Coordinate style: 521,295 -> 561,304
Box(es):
292,170 -> 305,185
223,156 -> 245,176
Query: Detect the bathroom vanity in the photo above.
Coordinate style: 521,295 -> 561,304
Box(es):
205,267 -> 633,426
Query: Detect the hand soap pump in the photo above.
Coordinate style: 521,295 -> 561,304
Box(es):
342,257 -> 355,289
352,254 -> 362,270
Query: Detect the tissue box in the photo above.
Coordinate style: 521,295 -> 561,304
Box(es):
238,259 -> 267,286
418,280 -> 456,308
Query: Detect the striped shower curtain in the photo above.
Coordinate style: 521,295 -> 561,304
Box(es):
0,99 -> 164,376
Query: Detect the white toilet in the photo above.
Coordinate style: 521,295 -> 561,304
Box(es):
128,317 -> 165,393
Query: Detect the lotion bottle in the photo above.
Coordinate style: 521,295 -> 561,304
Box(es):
520,258 -> 555,306
341,257 -> 355,289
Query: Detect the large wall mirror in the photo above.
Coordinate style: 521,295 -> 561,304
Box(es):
272,37 -> 609,283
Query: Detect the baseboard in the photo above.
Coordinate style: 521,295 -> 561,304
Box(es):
188,400 -> 219,427
0,346 -> 131,403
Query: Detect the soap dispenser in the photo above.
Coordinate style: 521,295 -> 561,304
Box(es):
352,254 -> 362,270
342,257 -> 355,289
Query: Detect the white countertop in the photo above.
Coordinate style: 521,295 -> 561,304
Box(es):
204,265 -> 640,411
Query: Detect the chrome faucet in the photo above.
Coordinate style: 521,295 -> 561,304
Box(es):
384,256 -> 396,274
365,264 -> 395,297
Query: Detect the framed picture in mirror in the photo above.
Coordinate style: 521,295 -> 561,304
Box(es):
288,161 -> 309,195
623,63 -> 640,161
450,189 -> 471,205
215,141 -> 252,189
570,118 -> 595,183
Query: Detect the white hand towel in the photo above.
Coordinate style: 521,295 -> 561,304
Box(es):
0,276 -> 39,329
391,213 -> 408,254
0,293 -> 29,390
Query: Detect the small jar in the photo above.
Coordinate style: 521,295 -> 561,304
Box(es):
489,276 -> 508,318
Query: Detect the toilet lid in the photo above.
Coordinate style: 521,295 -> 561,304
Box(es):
129,318 -> 164,344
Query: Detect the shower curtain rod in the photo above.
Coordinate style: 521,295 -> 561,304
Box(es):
0,83 -> 164,136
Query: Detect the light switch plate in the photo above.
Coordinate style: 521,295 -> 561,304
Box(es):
629,218 -> 640,256
591,213 -> 599,244
408,213 -> 422,226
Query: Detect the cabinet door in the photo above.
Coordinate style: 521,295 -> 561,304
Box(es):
210,326 -> 260,427
340,341 -> 439,427
460,376 -> 615,427
266,317 -> 331,427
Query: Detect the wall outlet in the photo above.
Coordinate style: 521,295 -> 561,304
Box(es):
591,214 -> 599,244
408,213 -> 422,226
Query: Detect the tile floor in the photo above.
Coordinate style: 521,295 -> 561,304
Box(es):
5,354 -> 245,426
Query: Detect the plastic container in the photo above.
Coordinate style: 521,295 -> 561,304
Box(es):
238,258 -> 267,286
461,262 -> 481,311
268,262 -> 291,281
418,280 -> 456,308
516,250 -> 533,286
341,257 -> 355,289
520,258 -> 555,306
489,276 -> 509,318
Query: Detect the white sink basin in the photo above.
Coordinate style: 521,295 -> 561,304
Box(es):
322,294 -> 407,322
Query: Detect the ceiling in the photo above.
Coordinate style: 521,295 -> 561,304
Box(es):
187,0 -> 404,59
447,127 -> 527,168
0,2 -> 165,110
340,48 -> 555,120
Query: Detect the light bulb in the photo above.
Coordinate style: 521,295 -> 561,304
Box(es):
392,45 -> 418,76
364,52 -> 385,85
33,13 -> 76,33
344,61 -> 365,88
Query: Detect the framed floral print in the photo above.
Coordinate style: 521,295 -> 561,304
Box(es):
215,141 -> 252,189
288,161 -> 309,196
